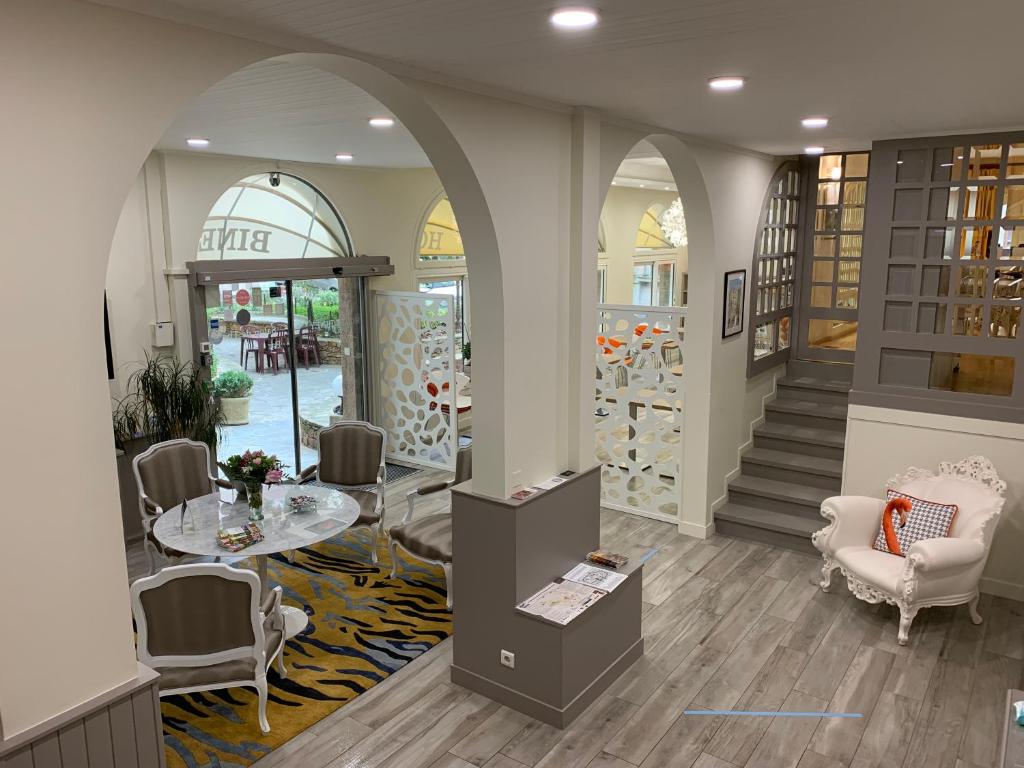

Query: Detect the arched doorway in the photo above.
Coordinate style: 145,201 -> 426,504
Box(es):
595,148 -> 689,523
590,130 -> 717,537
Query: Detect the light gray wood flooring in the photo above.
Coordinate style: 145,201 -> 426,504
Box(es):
125,475 -> 1024,768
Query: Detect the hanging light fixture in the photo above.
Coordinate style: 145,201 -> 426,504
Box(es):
659,198 -> 688,247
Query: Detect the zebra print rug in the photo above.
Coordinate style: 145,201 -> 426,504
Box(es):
161,530 -> 452,768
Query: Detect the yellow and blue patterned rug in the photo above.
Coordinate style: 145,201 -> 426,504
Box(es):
161,532 -> 452,768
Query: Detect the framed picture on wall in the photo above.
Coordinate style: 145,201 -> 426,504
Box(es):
722,269 -> 746,338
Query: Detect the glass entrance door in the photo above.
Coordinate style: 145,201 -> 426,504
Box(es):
202,276 -> 364,478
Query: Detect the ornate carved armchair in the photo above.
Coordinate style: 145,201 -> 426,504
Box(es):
813,456 -> 1006,645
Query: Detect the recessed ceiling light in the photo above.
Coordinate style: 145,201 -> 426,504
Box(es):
335,153 -> 353,161
708,76 -> 745,92
801,117 -> 829,129
368,116 -> 394,128
550,7 -> 599,29
897,160 -> 904,165
940,162 -> 954,167
186,138 -> 210,148
664,186 -> 671,191
639,184 -> 645,188
804,146 -> 825,155
611,181 -> 618,185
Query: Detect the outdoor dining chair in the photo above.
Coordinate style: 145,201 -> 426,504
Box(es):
265,329 -> 291,374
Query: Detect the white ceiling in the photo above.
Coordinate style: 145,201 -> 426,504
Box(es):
157,60 -> 431,167
130,0 -> 1024,156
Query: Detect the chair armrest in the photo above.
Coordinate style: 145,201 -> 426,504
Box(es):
299,465 -> 318,483
212,477 -> 233,490
261,586 -> 284,632
141,495 -> 161,516
905,537 -> 986,573
813,495 -> 885,555
403,482 -> 453,526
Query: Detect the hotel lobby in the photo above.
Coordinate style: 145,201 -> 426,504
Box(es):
2,2 -> 1023,768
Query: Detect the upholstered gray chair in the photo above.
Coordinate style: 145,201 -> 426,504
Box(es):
133,438 -> 230,574
388,445 -> 471,609
130,563 -> 286,734
299,421 -> 387,562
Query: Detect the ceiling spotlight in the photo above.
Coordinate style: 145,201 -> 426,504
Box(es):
708,76 -> 745,92
611,181 -> 618,185
335,153 -> 354,161
368,116 -> 394,128
186,138 -> 210,148
550,7 -> 599,29
639,184 -> 645,188
801,117 -> 829,129
664,186 -> 671,191
805,146 -> 825,155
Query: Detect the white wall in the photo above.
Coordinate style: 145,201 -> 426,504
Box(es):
844,405 -> 1024,601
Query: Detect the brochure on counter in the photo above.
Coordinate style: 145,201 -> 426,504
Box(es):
509,470 -> 576,501
516,558 -> 629,626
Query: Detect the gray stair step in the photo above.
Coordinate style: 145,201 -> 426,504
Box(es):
729,474 -> 832,508
788,359 -> 854,384
753,421 -> 845,460
740,447 -> 843,491
765,398 -> 849,432
777,376 -> 852,395
728,473 -> 833,518
714,502 -> 823,555
776,376 -> 852,406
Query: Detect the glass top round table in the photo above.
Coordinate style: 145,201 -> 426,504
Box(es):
152,483 -> 361,637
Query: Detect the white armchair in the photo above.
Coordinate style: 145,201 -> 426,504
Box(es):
813,456 -> 1006,645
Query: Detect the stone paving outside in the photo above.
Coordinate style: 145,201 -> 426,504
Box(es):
214,336 -> 342,474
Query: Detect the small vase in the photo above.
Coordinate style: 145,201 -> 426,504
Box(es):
245,481 -> 264,521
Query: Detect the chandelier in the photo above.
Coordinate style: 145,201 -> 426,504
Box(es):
659,198 -> 687,247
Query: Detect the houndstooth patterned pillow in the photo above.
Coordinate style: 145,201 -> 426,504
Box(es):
873,489 -> 958,557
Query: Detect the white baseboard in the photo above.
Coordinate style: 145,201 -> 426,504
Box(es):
678,519 -> 715,539
979,576 -> 1024,602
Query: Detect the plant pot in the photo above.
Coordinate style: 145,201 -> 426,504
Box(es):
220,396 -> 250,425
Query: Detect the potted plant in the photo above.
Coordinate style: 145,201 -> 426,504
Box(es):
111,354 -> 224,541
213,370 -> 254,425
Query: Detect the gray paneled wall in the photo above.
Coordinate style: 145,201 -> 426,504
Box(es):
853,130 -> 1024,423
0,670 -> 164,768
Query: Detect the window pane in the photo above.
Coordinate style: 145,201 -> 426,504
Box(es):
993,268 -> 1024,300
817,182 -> 840,205
967,144 -> 1002,180
952,304 -> 984,336
959,226 -> 993,260
990,305 -> 1020,339
1003,185 -> 1024,219
814,235 -> 837,257
840,235 -> 863,259
816,207 -> 840,231
838,261 -> 861,283
841,206 -> 865,230
836,287 -> 859,309
843,181 -> 867,205
845,154 -> 870,178
632,264 -> 654,305
819,155 -> 843,180
1008,144 -> 1024,179
924,227 -> 955,259
778,317 -> 791,349
956,266 -> 987,298
997,226 -> 1024,259
655,262 -> 675,306
808,319 -> 858,349
963,185 -> 997,219
811,286 -> 832,307
929,353 -> 1013,395
753,321 -> 774,359
811,260 -> 834,283
931,147 -> 964,182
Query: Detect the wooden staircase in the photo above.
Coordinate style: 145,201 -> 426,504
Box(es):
715,360 -> 852,554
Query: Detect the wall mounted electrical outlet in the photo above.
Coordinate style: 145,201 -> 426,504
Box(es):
499,650 -> 515,669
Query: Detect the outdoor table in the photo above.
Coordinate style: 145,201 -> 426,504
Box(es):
153,484 -> 360,638
241,332 -> 270,373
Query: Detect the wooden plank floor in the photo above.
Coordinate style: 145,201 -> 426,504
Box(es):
126,479 -> 1024,768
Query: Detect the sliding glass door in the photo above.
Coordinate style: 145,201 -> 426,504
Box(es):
201,275 -> 364,477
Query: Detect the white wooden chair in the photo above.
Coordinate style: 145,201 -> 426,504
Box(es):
813,456 -> 1006,645
130,563 -> 286,733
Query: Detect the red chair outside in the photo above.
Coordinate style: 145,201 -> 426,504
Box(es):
265,329 -> 290,374
296,326 -> 321,368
